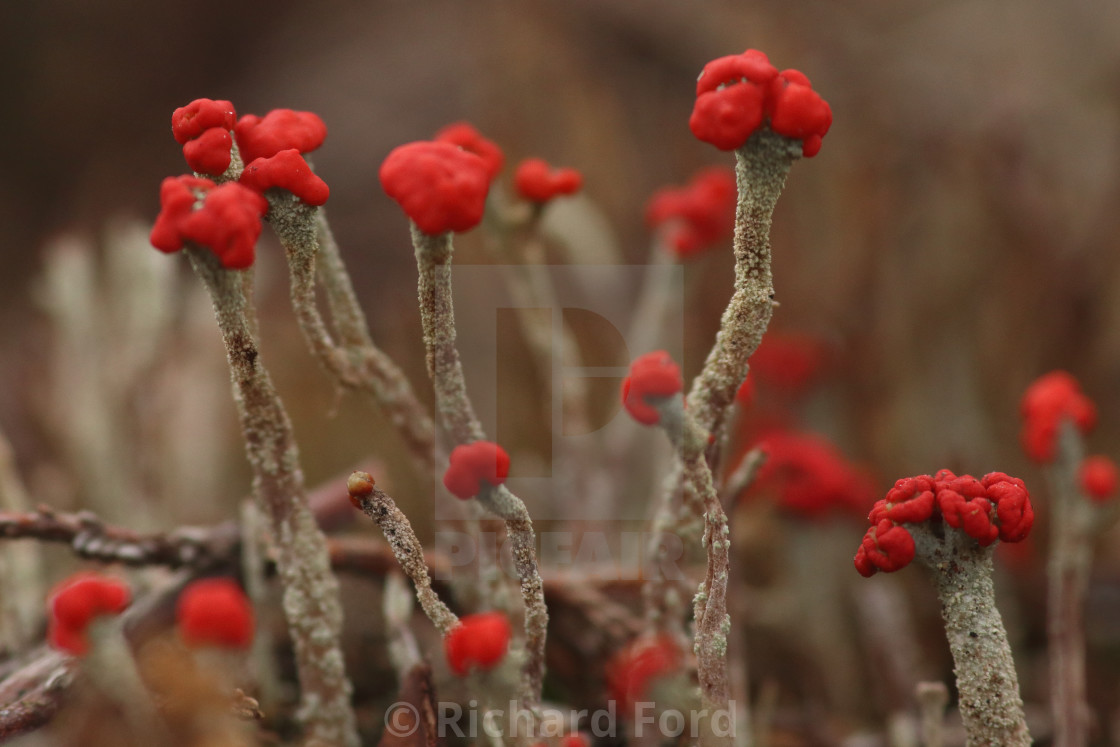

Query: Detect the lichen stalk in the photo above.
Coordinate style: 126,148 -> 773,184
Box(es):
187,248 -> 359,747
475,484 -> 549,711
348,474 -> 459,635
656,397 -> 732,747
910,525 -> 1030,747
410,224 -> 548,711
268,198 -> 436,475
1046,421 -> 1094,747
685,131 -> 798,461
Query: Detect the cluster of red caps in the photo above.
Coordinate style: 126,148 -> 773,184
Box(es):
48,573 -> 254,655
747,429 -> 877,520
1020,371 -> 1117,501
151,100 -> 329,268
645,167 -> 736,259
854,470 -> 1034,577
443,440 -> 511,499
620,351 -> 684,426
380,123 -> 583,235
444,611 -> 512,676
690,49 -> 832,157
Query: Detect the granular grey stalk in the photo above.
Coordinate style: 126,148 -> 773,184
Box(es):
267,197 -> 436,476
910,526 -> 1030,747
348,472 -> 458,635
188,248 -> 359,747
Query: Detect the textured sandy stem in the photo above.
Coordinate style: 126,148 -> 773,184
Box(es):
350,476 -> 459,635
188,249 -> 359,747
911,527 -> 1030,747
270,200 -> 436,474
685,131 -> 797,456
1047,422 -> 1093,747
410,225 -> 548,711
659,398 -> 732,747
477,485 -> 549,711
412,227 -> 486,445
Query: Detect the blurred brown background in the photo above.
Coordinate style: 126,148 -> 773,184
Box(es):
4,0 -> 1120,738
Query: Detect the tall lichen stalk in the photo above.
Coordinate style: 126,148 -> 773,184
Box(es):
911,527 -> 1031,747
1046,422 -> 1094,747
410,225 -> 549,712
188,248 -> 359,747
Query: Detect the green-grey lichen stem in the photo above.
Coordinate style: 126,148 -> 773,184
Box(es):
349,473 -> 459,635
910,525 -> 1030,747
655,396 -> 733,747
685,131 -> 798,464
267,197 -> 436,476
187,248 -> 359,747
410,224 -> 548,712
1046,420 -> 1097,747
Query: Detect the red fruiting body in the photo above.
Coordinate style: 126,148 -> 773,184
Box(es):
621,351 -> 683,426
854,519 -> 916,577
444,612 -> 512,676
747,429 -> 876,519
182,127 -> 234,176
1020,371 -> 1098,463
512,158 -> 583,203
645,166 -> 736,259
855,470 -> 1034,577
690,49 -> 832,156
177,578 -> 255,649
766,70 -> 833,157
1079,455 -> 1119,502
561,735 -> 589,747
748,332 -> 828,396
240,149 -> 330,206
605,634 -> 681,716
435,122 -> 505,181
172,98 -> 236,145
443,441 -> 511,499
48,573 -> 131,655
150,175 -> 269,269
234,109 -> 327,164
380,141 -> 491,234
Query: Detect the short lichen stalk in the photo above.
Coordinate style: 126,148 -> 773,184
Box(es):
410,224 -> 548,711
187,248 -> 359,747
910,526 -> 1031,747
269,197 -> 437,475
1046,422 -> 1095,747
347,471 -> 459,635
685,131 -> 798,461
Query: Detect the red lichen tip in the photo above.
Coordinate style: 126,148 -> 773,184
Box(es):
172,99 -> 236,145
234,109 -> 327,164
380,141 -> 491,235
150,175 -> 268,269
605,634 -> 681,717
435,122 -> 505,182
444,612 -> 512,676
240,149 -> 330,206
855,470 -> 1035,576
1079,455 -> 1118,503
645,166 -> 736,259
176,578 -> 255,650
1020,371 -> 1098,463
48,573 -> 131,656
443,441 -> 511,499
690,49 -> 831,156
513,158 -> 583,203
182,127 -> 233,176
747,429 -> 877,519
561,735 -> 590,747
621,351 -> 683,426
